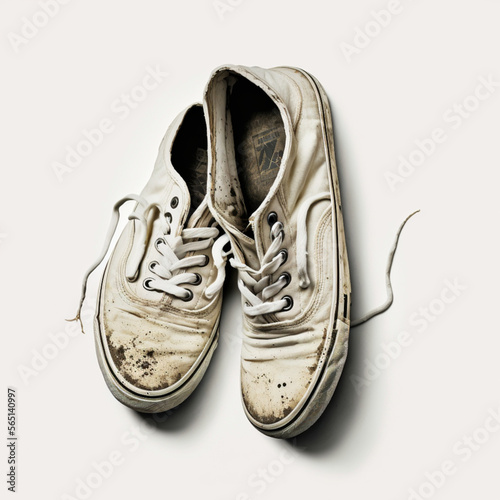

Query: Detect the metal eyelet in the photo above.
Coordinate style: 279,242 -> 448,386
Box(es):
192,273 -> 202,285
278,249 -> 288,265
180,289 -> 193,302
281,296 -> 293,311
267,212 -> 278,226
143,278 -> 155,291
155,237 -> 165,251
200,255 -> 210,267
148,261 -> 159,272
279,272 -> 291,287
170,197 -> 179,209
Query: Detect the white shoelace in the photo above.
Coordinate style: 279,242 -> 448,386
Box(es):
351,209 -> 419,327
231,189 -> 419,323
231,192 -> 331,317
69,194 -> 230,332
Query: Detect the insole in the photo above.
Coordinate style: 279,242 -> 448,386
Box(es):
183,146 -> 208,214
231,80 -> 285,215
171,106 -> 208,216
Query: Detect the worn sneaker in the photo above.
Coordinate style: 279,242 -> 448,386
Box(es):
71,104 -> 230,412
205,65 -> 351,438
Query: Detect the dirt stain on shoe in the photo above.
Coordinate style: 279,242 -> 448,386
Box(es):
109,343 -> 127,370
243,391 -> 295,425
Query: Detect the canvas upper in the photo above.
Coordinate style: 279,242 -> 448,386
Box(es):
205,65 -> 350,433
88,105 -> 229,398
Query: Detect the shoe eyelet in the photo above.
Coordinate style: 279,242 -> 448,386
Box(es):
267,211 -> 278,226
278,249 -> 288,265
148,261 -> 159,272
155,237 -> 165,250
200,255 -> 210,267
164,212 -> 173,223
143,278 -> 155,291
281,295 -> 293,311
279,272 -> 291,287
170,197 -> 179,209
192,273 -> 202,285
180,289 -> 193,302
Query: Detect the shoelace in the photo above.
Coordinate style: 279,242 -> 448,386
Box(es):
68,194 -> 230,332
231,189 -> 419,322
231,192 -> 331,317
351,209 -> 419,327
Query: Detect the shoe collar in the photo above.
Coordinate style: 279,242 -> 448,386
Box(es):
138,104 -> 203,237
204,65 -> 297,266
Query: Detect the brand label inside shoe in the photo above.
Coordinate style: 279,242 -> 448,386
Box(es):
253,127 -> 283,174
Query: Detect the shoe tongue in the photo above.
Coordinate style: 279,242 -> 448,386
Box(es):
185,196 -> 209,229
233,219 -> 279,326
223,219 -> 259,271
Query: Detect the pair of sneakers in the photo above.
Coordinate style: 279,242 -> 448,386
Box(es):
73,65 -> 351,439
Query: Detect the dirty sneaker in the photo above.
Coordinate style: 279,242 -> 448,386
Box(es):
71,104 -> 230,412
205,65 -> 351,438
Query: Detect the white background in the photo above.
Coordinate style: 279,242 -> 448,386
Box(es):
1,1 -> 499,499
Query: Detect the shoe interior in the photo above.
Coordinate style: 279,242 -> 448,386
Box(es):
229,78 -> 285,215
171,106 -> 208,215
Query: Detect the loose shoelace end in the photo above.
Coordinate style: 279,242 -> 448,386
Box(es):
351,208 -> 421,328
65,313 -> 86,335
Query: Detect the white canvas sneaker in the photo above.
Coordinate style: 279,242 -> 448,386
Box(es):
205,65 -> 351,438
71,104 -> 230,412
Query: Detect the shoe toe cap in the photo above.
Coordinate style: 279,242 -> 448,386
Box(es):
98,306 -> 215,395
240,340 -> 325,429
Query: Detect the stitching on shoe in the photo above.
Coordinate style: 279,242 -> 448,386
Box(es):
105,203 -> 218,319
273,68 -> 303,128
245,204 -> 332,333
